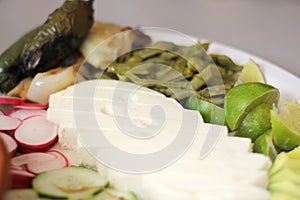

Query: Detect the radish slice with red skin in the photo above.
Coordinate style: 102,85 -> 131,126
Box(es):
0,110 -> 4,115
17,139 -> 58,154
13,103 -> 48,109
10,165 -> 23,171
10,152 -> 56,167
0,132 -> 17,156
10,169 -> 35,189
8,109 -> 47,121
47,150 -> 69,167
17,146 -> 46,154
14,116 -> 58,150
0,97 -> 24,105
47,149 -> 68,158
26,151 -> 68,174
0,115 -> 21,131
10,151 -> 68,175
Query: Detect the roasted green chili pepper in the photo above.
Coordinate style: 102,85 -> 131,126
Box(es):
0,27 -> 42,92
0,0 -> 94,93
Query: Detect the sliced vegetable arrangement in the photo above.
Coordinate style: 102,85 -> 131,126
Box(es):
0,106 -> 63,189
0,104 -> 135,200
6,167 -> 136,200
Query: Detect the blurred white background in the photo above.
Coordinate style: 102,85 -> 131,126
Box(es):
0,0 -> 299,77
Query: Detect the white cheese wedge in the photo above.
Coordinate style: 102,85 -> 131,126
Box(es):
48,79 -> 271,200
145,162 -> 268,187
96,161 -> 270,200
143,178 -> 270,200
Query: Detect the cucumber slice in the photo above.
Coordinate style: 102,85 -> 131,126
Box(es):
32,166 -> 109,200
93,188 -> 137,200
4,189 -> 46,200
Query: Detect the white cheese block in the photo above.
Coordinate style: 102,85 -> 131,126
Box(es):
145,162 -> 268,188
97,162 -> 270,200
48,107 -> 194,132
48,80 -> 271,200
144,178 -> 270,200
57,122 -> 233,167
187,150 -> 272,170
49,79 -> 165,108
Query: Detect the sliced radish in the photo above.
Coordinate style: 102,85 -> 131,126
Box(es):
14,116 -> 58,150
26,151 -> 68,174
10,152 -> 56,167
0,132 -> 17,156
10,165 -> 23,171
0,115 -> 21,131
10,169 -> 35,189
13,103 -> 48,109
0,96 -> 24,105
47,150 -> 69,167
0,109 -> 4,115
17,137 -> 58,154
8,109 -> 47,121
17,143 -> 56,154
10,151 -> 67,175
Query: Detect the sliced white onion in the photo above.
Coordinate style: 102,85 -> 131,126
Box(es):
26,67 -> 76,104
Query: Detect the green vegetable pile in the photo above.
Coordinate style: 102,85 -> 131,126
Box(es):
88,41 -> 243,107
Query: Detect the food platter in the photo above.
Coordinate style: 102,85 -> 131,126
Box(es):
1,1 -> 300,199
